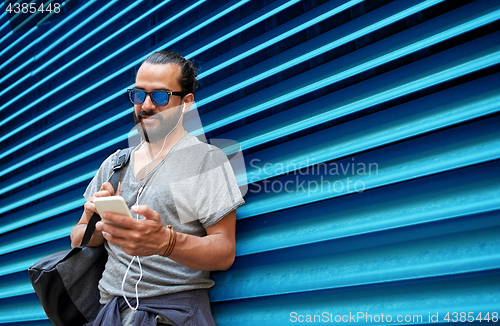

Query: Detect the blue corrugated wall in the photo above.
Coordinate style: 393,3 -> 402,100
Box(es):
1,0 -> 499,325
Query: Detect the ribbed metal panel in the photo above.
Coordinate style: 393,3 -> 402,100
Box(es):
1,0 -> 499,324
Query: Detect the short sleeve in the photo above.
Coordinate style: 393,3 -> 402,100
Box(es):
168,146 -> 245,228
83,151 -> 118,201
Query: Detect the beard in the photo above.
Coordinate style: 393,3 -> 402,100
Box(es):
133,105 -> 183,144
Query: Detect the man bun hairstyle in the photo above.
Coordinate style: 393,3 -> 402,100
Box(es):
142,50 -> 199,95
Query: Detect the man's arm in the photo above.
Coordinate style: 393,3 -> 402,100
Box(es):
168,210 -> 236,271
70,182 -> 118,248
95,207 -> 237,271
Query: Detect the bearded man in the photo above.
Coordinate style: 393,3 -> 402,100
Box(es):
71,51 -> 244,326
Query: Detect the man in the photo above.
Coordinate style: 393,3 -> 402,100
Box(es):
70,51 -> 245,325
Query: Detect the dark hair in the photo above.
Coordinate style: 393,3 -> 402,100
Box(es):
141,50 -> 199,95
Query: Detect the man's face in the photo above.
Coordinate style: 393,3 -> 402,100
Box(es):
133,62 -> 185,143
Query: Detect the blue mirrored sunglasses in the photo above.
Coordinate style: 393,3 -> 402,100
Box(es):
127,89 -> 188,106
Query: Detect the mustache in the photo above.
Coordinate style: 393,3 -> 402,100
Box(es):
137,110 -> 156,118
134,110 -> 164,126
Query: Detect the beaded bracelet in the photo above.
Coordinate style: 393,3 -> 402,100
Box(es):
161,225 -> 177,257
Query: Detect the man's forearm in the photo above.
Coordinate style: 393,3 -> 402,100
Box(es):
70,217 -> 105,248
95,207 -> 237,270
167,231 -> 235,271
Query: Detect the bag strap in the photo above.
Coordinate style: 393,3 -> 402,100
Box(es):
79,148 -> 132,248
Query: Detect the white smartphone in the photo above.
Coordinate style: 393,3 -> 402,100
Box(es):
93,196 -> 132,225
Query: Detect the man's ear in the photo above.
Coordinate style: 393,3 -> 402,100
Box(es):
182,93 -> 194,112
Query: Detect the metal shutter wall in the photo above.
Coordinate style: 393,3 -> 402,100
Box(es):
1,0 -> 499,324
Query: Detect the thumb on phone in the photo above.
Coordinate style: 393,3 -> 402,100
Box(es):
99,182 -> 121,196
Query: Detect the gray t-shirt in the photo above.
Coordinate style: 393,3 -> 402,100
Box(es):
83,133 -> 245,304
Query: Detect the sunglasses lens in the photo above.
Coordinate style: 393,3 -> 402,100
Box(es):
129,90 -> 145,104
151,91 -> 170,106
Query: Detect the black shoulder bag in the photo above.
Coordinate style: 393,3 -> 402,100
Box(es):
28,148 -> 131,326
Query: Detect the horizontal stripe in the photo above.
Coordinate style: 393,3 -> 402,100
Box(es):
0,0 -> 204,123
0,281 -> 33,300
0,198 -> 84,235
212,227 -> 500,301
2,1 -> 500,323
0,25 -> 37,57
236,73 -> 500,182
0,108 -> 133,185
187,0 -> 303,59
236,163 -> 500,256
0,0 -> 116,89
0,225 -> 73,256
2,4 -> 498,182
0,301 -> 47,324
238,117 -> 500,218
0,0 -> 253,143
211,270 -> 500,325
196,0 -> 363,79
196,0 -> 445,107
199,35 -> 500,134
0,171 -> 95,215
0,0 -> 100,75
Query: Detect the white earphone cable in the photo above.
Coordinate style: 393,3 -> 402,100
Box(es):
121,105 -> 184,310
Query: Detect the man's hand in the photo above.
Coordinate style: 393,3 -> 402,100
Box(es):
70,182 -> 120,248
95,205 -> 237,271
83,182 -> 120,222
95,205 -> 169,257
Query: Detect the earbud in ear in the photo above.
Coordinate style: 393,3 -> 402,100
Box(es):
182,103 -> 187,112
